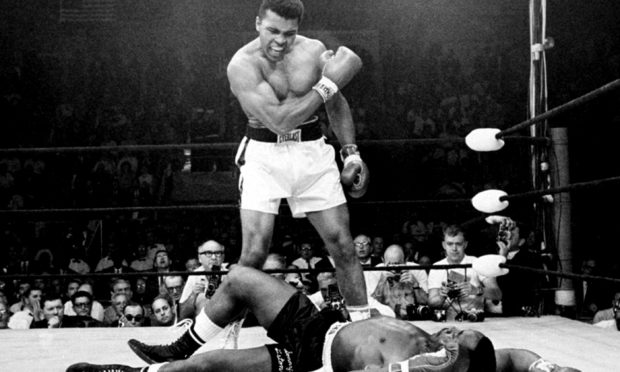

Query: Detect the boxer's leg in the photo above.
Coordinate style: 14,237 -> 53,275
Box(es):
128,266 -> 296,363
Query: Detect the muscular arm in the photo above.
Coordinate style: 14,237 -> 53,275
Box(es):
325,92 -> 356,145
227,55 -> 324,136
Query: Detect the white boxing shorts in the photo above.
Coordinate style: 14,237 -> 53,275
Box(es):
234,136 -> 346,218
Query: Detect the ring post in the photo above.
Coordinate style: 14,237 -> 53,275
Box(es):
551,127 -> 576,313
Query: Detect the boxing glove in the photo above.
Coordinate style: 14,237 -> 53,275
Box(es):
388,342 -> 460,372
313,47 -> 362,102
340,144 -> 369,198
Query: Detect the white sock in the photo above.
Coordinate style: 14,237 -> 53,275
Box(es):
146,363 -> 166,372
191,311 -> 224,343
347,305 -> 371,321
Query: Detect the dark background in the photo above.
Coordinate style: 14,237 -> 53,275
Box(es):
1,0 -> 619,268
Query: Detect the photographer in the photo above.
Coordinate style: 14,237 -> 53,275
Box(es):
179,240 -> 228,320
489,215 -> 547,317
369,245 -> 429,314
428,225 -> 502,322
308,272 -> 394,318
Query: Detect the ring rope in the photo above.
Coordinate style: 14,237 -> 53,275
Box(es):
3,263 -> 618,285
499,175 -> 620,203
0,198 -> 474,216
0,137 -> 550,155
497,78 -> 620,139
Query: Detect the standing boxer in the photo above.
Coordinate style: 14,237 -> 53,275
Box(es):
127,0 -> 370,363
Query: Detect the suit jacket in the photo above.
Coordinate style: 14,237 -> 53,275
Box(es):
497,248 -> 546,316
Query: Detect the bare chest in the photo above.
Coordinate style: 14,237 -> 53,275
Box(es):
261,60 -> 317,101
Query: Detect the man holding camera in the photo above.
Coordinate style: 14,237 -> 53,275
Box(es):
179,240 -> 228,320
369,244 -> 430,319
428,225 -> 502,321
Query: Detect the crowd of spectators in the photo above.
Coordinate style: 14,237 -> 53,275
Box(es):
2,210 -> 619,331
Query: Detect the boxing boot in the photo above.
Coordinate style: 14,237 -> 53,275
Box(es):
128,328 -> 203,364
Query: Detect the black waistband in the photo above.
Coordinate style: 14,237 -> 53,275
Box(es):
246,117 -> 322,143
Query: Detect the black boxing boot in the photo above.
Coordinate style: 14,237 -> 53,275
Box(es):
128,328 -> 205,364
66,363 -> 143,372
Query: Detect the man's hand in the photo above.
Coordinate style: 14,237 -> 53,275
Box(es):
193,277 -> 207,295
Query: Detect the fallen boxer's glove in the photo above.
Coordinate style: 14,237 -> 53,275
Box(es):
339,144 -> 369,198
388,342 -> 460,372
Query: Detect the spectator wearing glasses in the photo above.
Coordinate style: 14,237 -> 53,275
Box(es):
63,282 -> 104,322
63,291 -> 103,327
353,234 -> 381,297
179,240 -> 228,320
117,302 -> 149,327
353,234 -> 381,267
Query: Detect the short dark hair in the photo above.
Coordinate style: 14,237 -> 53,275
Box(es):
40,293 -> 63,307
258,0 -> 304,23
71,290 -> 93,304
467,335 -> 496,372
443,225 -> 466,240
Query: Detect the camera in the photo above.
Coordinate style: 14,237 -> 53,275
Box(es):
325,284 -> 344,311
455,308 -> 485,322
387,273 -> 402,285
395,304 -> 432,321
433,309 -> 447,322
205,265 -> 221,298
446,281 -> 461,299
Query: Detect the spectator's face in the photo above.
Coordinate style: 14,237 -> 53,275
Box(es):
198,243 -> 225,270
152,298 -> 173,324
112,281 -> 133,300
354,236 -> 372,260
112,294 -> 128,313
155,252 -> 170,269
299,243 -> 313,260
42,299 -> 64,321
164,277 -> 184,302
73,296 -> 92,317
66,281 -> 80,298
372,237 -> 385,256
123,305 -> 145,327
18,283 -> 31,298
185,258 -> 200,271
27,289 -> 42,306
135,278 -> 146,295
442,233 -> 467,263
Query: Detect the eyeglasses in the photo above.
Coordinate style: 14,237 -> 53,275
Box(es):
125,314 -> 143,322
199,251 -> 224,257
166,285 -> 183,292
354,242 -> 370,248
74,302 -> 91,308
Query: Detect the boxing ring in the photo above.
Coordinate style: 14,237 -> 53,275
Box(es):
1,315 -> 619,371
3,1 -> 620,372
